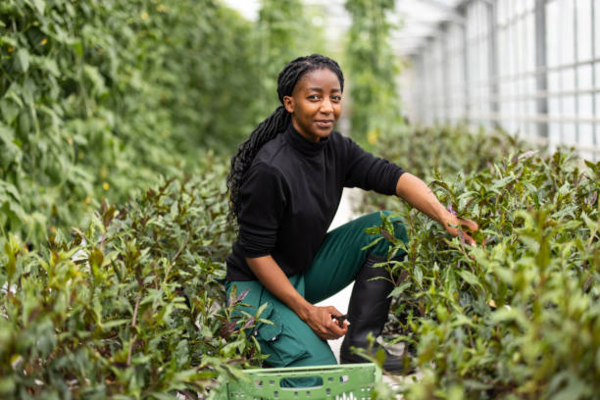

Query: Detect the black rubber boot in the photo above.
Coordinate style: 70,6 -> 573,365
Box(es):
340,254 -> 411,373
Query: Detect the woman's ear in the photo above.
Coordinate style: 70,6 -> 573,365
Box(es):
283,96 -> 294,113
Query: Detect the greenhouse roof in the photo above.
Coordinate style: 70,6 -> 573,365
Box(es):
222,0 -> 464,57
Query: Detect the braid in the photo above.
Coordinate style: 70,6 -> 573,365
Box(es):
227,54 -> 344,221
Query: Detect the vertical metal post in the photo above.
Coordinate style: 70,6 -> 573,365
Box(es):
416,55 -> 425,123
441,24 -> 450,122
487,0 -> 500,129
592,0 -> 598,160
574,0 -> 580,143
461,5 -> 470,121
534,0 -> 549,139
413,55 -> 418,123
424,49 -> 432,123
432,38 -> 442,121
558,0 -> 564,143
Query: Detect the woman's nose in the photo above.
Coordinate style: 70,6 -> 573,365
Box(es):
320,99 -> 333,113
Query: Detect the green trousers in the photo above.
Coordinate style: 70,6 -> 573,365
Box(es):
225,211 -> 408,371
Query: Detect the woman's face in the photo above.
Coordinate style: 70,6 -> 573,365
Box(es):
283,68 -> 342,142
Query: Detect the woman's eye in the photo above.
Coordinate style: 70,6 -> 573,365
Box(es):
308,95 -> 319,101
332,96 -> 342,102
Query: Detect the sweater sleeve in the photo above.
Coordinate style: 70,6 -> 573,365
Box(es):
237,162 -> 288,258
342,136 -> 405,195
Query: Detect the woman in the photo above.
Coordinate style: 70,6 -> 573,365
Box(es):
225,54 -> 477,375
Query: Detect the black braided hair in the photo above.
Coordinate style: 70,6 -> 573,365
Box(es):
227,54 -> 344,221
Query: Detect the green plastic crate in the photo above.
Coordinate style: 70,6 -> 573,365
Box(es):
219,363 -> 381,399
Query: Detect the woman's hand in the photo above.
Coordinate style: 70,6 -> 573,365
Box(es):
442,215 -> 479,246
396,173 -> 480,246
246,256 -> 349,340
298,304 -> 348,340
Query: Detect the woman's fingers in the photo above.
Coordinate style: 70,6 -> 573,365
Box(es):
308,306 -> 347,340
464,233 -> 477,246
322,307 -> 347,339
448,217 -> 479,246
459,217 -> 479,232
460,218 -> 479,246
325,306 -> 344,319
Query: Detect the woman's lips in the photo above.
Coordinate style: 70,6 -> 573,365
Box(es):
315,121 -> 333,129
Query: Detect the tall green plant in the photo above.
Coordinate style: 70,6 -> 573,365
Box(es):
157,2 -> 262,152
0,0 -> 262,245
344,0 -> 403,144
254,0 -> 326,117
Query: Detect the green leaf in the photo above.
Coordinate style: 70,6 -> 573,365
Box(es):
101,319 -> 130,330
16,49 -> 30,73
21,78 -> 36,106
459,270 -> 481,288
41,58 -> 60,77
83,65 -> 107,95
72,40 -> 83,57
32,0 -> 45,14
450,314 -> 473,327
361,235 -> 383,251
584,160 -> 598,174
414,265 -> 423,287
490,306 -> 528,328
582,213 -> 598,233
4,235 -> 19,280
0,180 -> 21,202
388,282 -> 411,298
255,302 -> 269,320
0,99 -> 20,124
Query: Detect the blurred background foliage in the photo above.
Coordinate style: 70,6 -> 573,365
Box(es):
344,0 -> 404,145
255,0 -> 327,113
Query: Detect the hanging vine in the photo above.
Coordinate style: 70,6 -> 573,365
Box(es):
254,0 -> 325,118
344,0 -> 404,145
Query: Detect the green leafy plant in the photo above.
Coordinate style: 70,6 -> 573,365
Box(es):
0,161 -> 263,399
366,147 -> 600,399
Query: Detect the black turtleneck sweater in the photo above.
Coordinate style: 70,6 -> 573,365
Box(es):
225,124 -> 405,281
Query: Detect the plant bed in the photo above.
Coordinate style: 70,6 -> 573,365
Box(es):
363,148 -> 600,398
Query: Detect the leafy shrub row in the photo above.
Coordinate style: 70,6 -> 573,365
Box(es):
363,127 -> 600,398
370,123 -> 524,186
0,158 -> 260,399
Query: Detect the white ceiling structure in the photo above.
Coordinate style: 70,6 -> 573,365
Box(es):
222,0 -> 464,57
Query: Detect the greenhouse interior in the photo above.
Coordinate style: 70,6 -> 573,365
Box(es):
228,0 -> 600,160
1,0 -> 599,399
